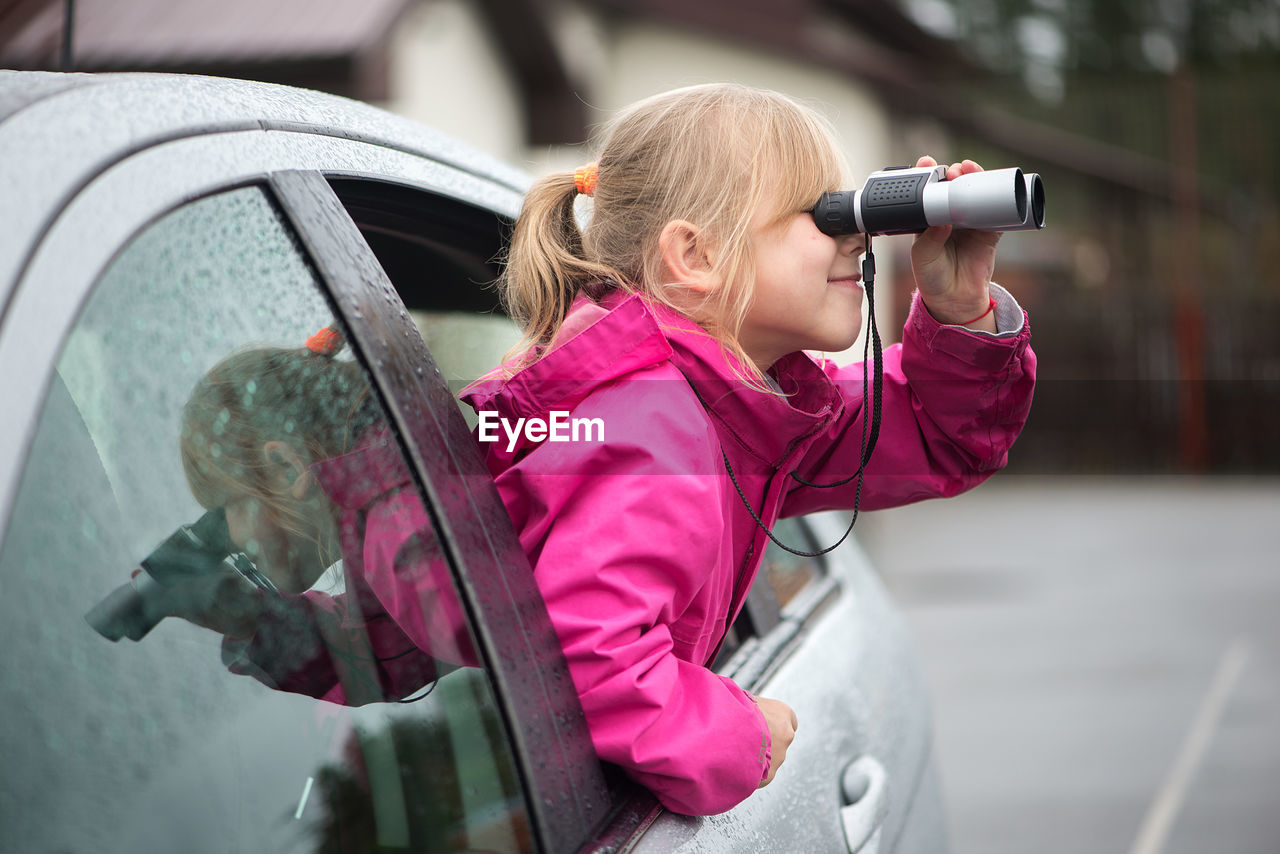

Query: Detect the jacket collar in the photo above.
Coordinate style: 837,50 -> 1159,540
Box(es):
461,290 -> 844,469
310,430 -> 412,511
654,300 -> 844,467
461,292 -> 673,417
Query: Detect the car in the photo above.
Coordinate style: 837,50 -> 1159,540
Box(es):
0,70 -> 946,853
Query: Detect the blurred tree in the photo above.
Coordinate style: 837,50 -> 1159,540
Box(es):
897,0 -> 1279,473
901,0 -> 1279,187
902,0 -> 1280,81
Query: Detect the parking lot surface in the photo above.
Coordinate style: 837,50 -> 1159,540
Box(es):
858,476 -> 1280,854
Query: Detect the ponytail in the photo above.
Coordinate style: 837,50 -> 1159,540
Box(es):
499,171 -> 627,352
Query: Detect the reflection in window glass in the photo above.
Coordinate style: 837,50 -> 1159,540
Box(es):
0,188 -> 531,853
759,517 -> 820,608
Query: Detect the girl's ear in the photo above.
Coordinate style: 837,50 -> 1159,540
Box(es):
262,440 -> 314,500
658,219 -> 722,294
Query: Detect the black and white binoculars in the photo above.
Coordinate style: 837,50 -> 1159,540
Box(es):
812,165 -> 1046,237
84,508 -> 277,642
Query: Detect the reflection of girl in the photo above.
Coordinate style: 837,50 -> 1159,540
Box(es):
462,84 -> 1036,815
177,329 -> 474,705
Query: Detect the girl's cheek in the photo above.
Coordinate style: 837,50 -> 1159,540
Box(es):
224,500 -> 260,555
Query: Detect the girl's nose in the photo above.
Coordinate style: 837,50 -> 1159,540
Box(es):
836,233 -> 866,255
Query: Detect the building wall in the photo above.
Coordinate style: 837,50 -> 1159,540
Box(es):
602,21 -> 894,180
382,0 -> 525,165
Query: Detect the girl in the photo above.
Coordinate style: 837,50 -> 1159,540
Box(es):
173,330 -> 475,705
461,83 -> 1035,816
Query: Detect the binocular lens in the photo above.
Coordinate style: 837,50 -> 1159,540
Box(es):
812,165 -> 1047,236
1028,173 -> 1046,230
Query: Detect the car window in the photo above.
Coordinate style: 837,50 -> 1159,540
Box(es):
710,517 -> 825,669
328,178 -> 522,427
413,310 -> 524,427
0,186 -> 533,854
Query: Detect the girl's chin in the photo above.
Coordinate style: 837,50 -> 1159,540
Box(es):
813,327 -> 864,354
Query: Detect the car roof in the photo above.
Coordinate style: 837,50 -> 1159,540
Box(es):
0,70 -> 527,315
0,70 -> 100,123
0,71 -> 527,186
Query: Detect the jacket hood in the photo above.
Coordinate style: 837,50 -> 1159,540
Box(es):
461,293 -> 674,419
461,290 -> 846,469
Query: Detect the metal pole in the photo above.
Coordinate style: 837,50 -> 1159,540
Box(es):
1170,63 -> 1207,470
60,0 -> 74,72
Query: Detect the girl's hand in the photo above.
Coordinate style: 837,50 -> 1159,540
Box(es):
160,570 -> 266,638
754,695 -> 798,787
909,156 -> 1001,332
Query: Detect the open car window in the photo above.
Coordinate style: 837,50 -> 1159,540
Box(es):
327,178 -> 829,676
0,185 -> 534,854
327,178 -> 522,414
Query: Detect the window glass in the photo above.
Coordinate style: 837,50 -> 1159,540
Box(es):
412,311 -> 522,428
0,187 -> 531,854
758,517 -> 821,609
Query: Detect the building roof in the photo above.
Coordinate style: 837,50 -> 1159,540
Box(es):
0,0 -> 1175,196
0,0 -> 411,98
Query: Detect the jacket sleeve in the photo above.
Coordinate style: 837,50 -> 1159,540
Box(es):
784,285 -> 1035,515
221,580 -> 448,706
490,382 -> 771,816
222,489 -> 473,704
357,488 -> 480,673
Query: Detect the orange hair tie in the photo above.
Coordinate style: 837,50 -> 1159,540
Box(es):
305,327 -> 343,356
574,163 -> 599,196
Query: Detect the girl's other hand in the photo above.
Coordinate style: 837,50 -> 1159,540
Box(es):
754,695 -> 798,787
909,155 -> 1001,332
161,570 -> 266,639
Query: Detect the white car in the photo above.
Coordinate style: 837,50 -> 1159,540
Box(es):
0,71 -> 945,854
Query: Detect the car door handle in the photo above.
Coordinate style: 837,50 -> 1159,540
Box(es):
839,755 -> 889,853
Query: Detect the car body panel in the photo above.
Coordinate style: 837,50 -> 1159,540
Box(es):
627,511 -> 944,853
0,71 -> 945,854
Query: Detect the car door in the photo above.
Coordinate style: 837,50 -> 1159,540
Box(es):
622,512 -> 948,853
0,74 -> 610,854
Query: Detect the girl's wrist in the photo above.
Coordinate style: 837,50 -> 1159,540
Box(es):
953,296 -> 997,326
919,290 -> 995,328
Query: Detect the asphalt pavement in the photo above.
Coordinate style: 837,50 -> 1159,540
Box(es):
856,476 -> 1280,854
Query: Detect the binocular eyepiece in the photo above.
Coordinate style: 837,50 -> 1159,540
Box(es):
812,165 -> 1046,237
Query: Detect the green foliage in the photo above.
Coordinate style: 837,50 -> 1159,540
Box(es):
906,0 -> 1280,81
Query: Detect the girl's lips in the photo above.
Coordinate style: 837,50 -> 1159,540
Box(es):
828,274 -> 864,290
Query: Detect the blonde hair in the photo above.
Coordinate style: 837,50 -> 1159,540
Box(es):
500,83 -> 847,374
179,338 -> 379,544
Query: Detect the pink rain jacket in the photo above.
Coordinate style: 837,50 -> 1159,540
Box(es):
461,286 -> 1035,816
221,431 -> 477,704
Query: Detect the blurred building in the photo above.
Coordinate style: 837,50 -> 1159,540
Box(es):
5,0 -> 1273,473
0,0 -> 977,354
0,0 -> 972,164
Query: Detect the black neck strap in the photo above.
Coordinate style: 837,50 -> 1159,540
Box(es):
723,235 -> 883,558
